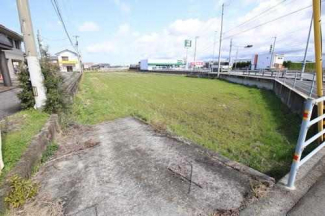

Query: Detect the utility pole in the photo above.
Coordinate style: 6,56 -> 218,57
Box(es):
301,14 -> 313,79
193,36 -> 199,71
312,0 -> 323,138
269,36 -> 277,69
73,35 -> 83,73
37,30 -> 44,59
211,31 -> 218,71
217,3 -> 224,77
234,47 -> 239,70
16,0 -> 47,109
229,38 -> 233,70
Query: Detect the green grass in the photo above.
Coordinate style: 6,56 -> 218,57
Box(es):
73,72 -> 301,178
0,110 -> 49,181
40,142 -> 59,163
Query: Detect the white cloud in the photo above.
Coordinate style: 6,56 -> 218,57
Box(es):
86,41 -> 116,53
84,0 -> 319,64
117,23 -> 130,34
113,0 -> 131,13
78,22 -> 100,32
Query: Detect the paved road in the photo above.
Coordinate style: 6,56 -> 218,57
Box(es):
0,88 -> 20,120
288,173 -> 325,216
30,118 -> 272,216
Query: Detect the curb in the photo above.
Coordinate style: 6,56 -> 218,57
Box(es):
0,114 -> 60,212
240,147 -> 325,216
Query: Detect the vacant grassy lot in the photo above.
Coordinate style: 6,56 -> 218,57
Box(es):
73,72 -> 300,178
0,110 -> 49,181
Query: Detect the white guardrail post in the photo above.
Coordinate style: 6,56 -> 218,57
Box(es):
287,99 -> 314,189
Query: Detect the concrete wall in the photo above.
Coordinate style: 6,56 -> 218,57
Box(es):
4,49 -> 24,82
219,74 -> 306,116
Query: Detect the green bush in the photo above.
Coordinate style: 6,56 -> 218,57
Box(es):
17,64 -> 35,109
17,48 -> 67,114
5,175 -> 38,208
40,53 -> 67,114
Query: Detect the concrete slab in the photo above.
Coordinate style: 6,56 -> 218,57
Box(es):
32,118 -> 272,216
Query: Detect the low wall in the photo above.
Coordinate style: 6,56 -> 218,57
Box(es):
218,74 -> 306,116
0,114 -> 60,212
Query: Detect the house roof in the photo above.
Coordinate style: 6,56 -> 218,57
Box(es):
0,24 -> 23,41
55,49 -> 78,56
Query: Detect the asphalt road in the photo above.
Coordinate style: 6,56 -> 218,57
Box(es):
0,88 -> 21,120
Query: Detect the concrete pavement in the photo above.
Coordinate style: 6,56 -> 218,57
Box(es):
30,117 -> 273,216
288,173 -> 325,216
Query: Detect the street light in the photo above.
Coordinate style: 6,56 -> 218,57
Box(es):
233,44 -> 253,70
193,36 -> 199,70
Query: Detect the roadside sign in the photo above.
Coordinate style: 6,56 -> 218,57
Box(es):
185,40 -> 192,48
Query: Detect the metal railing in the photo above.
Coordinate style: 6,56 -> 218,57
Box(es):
287,96 -> 325,189
224,70 -> 319,98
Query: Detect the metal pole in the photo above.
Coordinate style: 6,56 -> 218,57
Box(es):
301,14 -> 313,79
270,37 -> 276,70
287,99 -> 313,189
217,3 -> 224,77
212,31 -> 218,68
185,47 -> 189,70
270,36 -> 277,69
229,38 -> 233,70
234,48 -> 239,70
193,36 -> 199,71
74,35 -> 83,73
16,0 -> 47,109
312,0 -> 323,138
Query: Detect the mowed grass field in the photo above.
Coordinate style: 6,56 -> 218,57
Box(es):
73,72 -> 300,178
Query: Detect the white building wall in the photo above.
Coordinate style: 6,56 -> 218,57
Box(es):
4,48 -> 24,81
57,50 -> 80,72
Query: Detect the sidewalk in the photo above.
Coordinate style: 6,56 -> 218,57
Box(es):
288,173 -> 325,216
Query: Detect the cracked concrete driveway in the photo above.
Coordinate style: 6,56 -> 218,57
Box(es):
32,117 -> 272,216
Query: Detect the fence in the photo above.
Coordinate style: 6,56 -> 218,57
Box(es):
224,70 -> 319,98
287,96 -> 325,189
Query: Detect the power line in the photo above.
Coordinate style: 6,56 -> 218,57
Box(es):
50,0 -> 76,51
223,0 -> 289,35
223,4 -> 313,40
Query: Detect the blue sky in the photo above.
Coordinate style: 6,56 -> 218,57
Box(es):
0,0 -> 318,64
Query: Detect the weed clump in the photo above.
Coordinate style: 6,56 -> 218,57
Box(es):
5,175 -> 38,208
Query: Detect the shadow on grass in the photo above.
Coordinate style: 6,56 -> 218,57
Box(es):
259,90 -> 301,180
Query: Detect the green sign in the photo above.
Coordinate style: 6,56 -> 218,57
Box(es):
184,40 -> 192,48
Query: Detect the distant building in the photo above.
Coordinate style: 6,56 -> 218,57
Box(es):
189,61 -> 205,68
140,59 -> 185,71
83,62 -> 94,70
90,63 -> 111,71
251,53 -> 285,70
55,49 -> 81,72
0,24 -> 24,86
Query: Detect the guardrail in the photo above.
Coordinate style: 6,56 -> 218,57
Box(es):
225,70 -> 319,98
287,96 -> 325,189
